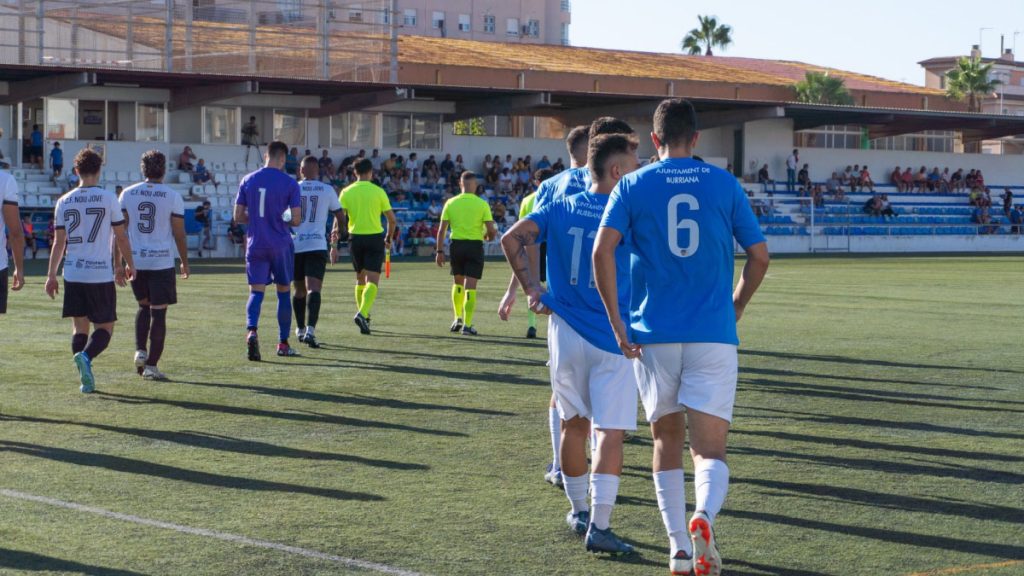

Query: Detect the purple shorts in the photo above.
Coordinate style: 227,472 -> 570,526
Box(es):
246,245 -> 294,287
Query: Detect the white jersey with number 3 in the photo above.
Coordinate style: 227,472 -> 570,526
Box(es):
293,179 -> 341,253
54,186 -> 123,283
119,182 -> 185,271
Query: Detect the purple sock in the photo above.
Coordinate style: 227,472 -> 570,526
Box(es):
246,291 -> 264,331
83,329 -> 111,360
276,290 -> 291,344
149,308 -> 167,367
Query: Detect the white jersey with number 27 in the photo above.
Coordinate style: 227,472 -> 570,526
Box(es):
54,186 -> 124,284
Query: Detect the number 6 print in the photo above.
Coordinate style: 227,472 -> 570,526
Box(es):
668,194 -> 699,257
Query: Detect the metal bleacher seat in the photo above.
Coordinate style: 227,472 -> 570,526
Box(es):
212,161 -> 225,171
38,195 -> 53,207
179,172 -> 192,184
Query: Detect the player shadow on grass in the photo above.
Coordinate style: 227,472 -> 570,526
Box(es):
96,392 -> 468,437
370,329 -> 549,349
0,414 -> 428,471
740,349 -> 1024,375
172,379 -> 513,416
742,365 -> 1005,391
0,548 -> 149,576
0,440 -> 383,502
738,377 -> 1024,414
262,356 -> 550,388
321,342 -> 545,370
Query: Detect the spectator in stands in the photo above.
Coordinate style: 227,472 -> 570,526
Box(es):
241,116 -> 258,146
426,199 -> 442,221
498,167 -> 513,194
859,165 -> 875,193
422,154 -> 439,187
811,184 -> 825,208
757,163 -> 774,191
318,150 -> 335,181
1010,205 -> 1023,234
21,215 -> 36,259
925,167 -> 940,192
193,159 -> 219,188
67,170 -> 79,191
879,194 -> 897,219
850,165 -> 862,192
179,146 -> 196,172
492,201 -> 513,228
454,154 -> 466,175
516,159 -> 531,193
968,187 -> 982,206
285,147 -> 299,175
797,163 -> 811,188
45,216 -> 55,251
440,153 -> 455,181
950,168 -> 964,193
826,172 -> 845,201
503,154 -> 514,171
972,205 -> 999,234
899,167 -> 912,193
786,149 -> 799,192
48,141 -> 63,184
939,167 -> 951,193
965,169 -> 977,189
981,188 -> 993,208
1001,188 -> 1014,217
195,200 -> 213,257
536,155 -> 551,170
228,219 -> 245,246
841,165 -> 854,188
891,166 -> 904,192
913,166 -> 928,193
369,148 -> 382,172
863,195 -> 881,217
30,124 -> 43,169
551,158 -> 565,172
975,170 -> 986,189
482,154 -> 493,174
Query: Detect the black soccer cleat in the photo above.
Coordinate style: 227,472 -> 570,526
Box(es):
304,334 -> 321,349
526,326 -> 537,339
461,325 -> 478,336
353,313 -> 371,335
247,332 -> 261,362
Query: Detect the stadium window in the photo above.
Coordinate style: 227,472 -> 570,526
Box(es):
403,9 -> 417,26
507,18 -> 519,36
458,14 -> 471,32
527,19 -> 540,37
561,22 -> 569,45
348,112 -> 377,148
202,105 -> 239,145
273,109 -> 306,147
348,5 -> 362,22
483,15 -> 495,33
432,11 -> 444,29
561,0 -> 571,12
412,114 -> 441,149
381,6 -> 390,24
136,103 -> 165,142
329,113 -> 348,148
45,98 -> 77,141
382,113 -> 412,148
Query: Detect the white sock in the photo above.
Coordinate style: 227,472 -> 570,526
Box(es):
548,408 -> 561,468
306,325 -> 315,337
694,459 -> 729,522
654,469 -> 691,556
563,473 -> 590,516
590,473 -> 620,530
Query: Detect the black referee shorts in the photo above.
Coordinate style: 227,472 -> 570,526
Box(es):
349,233 -> 386,274
294,250 -> 328,282
450,239 -> 485,279
63,280 -> 117,324
131,268 -> 178,307
0,268 -> 8,314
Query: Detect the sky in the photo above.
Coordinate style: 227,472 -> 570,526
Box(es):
570,0 -> 1024,86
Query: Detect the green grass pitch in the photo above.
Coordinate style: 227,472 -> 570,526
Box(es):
0,255 -> 1022,576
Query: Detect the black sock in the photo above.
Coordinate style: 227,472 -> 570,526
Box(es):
292,295 -> 306,330
149,309 -> 167,367
307,292 -> 321,329
84,329 -> 111,360
72,333 -> 88,354
135,305 -> 151,351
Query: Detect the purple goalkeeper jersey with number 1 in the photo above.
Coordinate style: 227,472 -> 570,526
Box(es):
235,167 -> 301,251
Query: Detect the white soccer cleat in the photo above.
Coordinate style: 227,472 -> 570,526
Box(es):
690,511 -> 721,576
670,550 -> 693,575
142,366 -> 169,381
134,350 -> 148,375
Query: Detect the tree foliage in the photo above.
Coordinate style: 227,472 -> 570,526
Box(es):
681,15 -> 732,56
945,56 -> 1000,113
794,71 -> 855,106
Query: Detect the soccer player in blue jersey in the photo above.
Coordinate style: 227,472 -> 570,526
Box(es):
594,99 -> 770,576
502,132 -> 640,556
234,141 -> 302,361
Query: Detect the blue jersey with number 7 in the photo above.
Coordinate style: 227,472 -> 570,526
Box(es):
600,157 -> 765,346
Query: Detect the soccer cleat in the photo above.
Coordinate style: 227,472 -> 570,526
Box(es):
670,550 -> 694,575
544,463 -> 564,487
450,318 -> 464,333
353,313 -> 371,335
296,328 -> 308,343
73,352 -> 95,394
461,325 -> 478,336
690,511 -> 721,576
526,326 -> 537,339
277,343 -> 301,357
247,332 -> 261,362
565,510 -> 590,537
134,350 -> 147,375
304,333 -> 321,348
142,366 -> 169,381
585,525 -> 635,556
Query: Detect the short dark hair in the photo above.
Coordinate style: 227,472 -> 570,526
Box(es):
566,125 -> 590,158
588,133 -> 639,181
140,150 -> 166,180
354,158 -> 373,175
301,155 -> 318,167
589,117 -> 634,138
534,167 -> 555,184
73,149 -> 103,177
267,141 -> 288,160
460,170 -> 477,187
653,98 -> 698,148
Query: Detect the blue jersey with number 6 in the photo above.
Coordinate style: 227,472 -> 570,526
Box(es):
527,191 -> 630,355
600,157 -> 765,346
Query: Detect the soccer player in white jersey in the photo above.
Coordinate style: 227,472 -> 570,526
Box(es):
0,168 -> 26,314
497,124 -> 590,489
46,149 -> 136,393
294,156 -> 342,348
118,151 -> 190,380
594,99 -> 770,575
502,132 -> 640,556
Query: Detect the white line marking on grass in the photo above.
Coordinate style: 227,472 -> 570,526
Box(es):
1,489 -> 424,576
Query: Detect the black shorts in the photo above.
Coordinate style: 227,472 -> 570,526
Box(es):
294,250 -> 328,282
450,239 -> 485,279
539,242 -> 547,283
0,268 -> 8,314
63,281 -> 117,324
31,145 -> 43,157
131,268 -> 177,307
350,234 -> 385,274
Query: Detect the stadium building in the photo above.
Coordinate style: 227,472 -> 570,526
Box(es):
2,0 -> 1023,254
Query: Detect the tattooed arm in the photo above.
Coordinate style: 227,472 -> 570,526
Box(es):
500,218 -> 548,313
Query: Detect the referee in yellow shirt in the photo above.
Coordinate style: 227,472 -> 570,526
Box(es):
436,171 -> 497,336
332,158 -> 396,335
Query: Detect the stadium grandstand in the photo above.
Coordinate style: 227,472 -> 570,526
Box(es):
2,0 -> 1024,256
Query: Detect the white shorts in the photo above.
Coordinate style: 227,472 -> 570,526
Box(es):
548,314 -> 638,431
633,342 -> 738,423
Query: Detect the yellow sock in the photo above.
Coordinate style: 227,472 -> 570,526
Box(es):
451,285 -> 465,320
354,284 -> 365,311
464,289 -> 477,327
359,282 -> 378,317
527,309 -> 537,329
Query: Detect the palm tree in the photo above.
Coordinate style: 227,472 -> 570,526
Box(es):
794,71 -> 854,105
681,15 -> 732,56
945,56 -> 1000,113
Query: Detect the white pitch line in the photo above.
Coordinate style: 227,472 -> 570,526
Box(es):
1,489 -> 423,576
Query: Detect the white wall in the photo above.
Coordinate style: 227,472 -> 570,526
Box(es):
800,147 -> 1024,186
742,118 -> 796,182
444,131 -> 568,172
